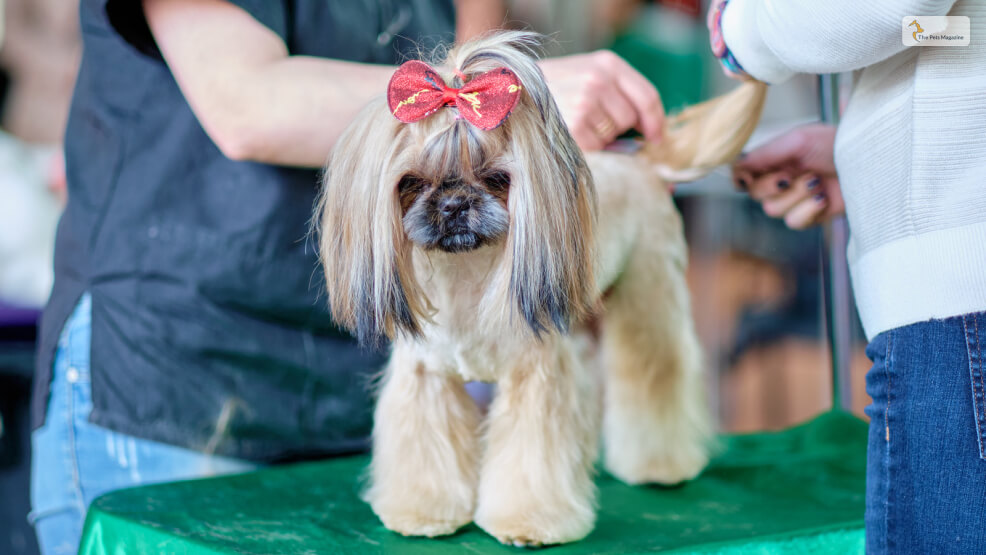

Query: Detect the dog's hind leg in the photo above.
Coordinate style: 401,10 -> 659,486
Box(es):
600,199 -> 713,486
475,345 -> 600,546
366,349 -> 481,537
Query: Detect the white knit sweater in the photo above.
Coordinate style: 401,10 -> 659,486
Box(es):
722,0 -> 986,339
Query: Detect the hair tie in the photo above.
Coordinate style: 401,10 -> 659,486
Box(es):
387,60 -> 523,130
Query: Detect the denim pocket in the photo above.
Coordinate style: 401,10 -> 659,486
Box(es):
962,312 -> 986,460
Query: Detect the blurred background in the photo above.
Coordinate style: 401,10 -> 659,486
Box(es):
0,1 -> 868,554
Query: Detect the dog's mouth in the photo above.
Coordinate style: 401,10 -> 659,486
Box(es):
403,193 -> 508,254
437,231 -> 482,252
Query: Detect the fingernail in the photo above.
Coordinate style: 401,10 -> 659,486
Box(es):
814,192 -> 827,203
778,179 -> 790,190
737,178 -> 748,190
807,177 -> 820,190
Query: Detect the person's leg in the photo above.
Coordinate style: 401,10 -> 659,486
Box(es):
863,331 -> 890,554
30,293 -> 257,555
30,294 -> 94,555
864,311 -> 986,554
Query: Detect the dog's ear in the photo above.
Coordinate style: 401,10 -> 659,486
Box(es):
316,98 -> 426,345
644,80 -> 767,182
501,80 -> 598,337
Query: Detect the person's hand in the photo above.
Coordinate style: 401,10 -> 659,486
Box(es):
733,124 -> 844,230
539,50 -> 664,151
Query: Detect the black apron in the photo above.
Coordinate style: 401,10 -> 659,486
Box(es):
34,0 -> 454,461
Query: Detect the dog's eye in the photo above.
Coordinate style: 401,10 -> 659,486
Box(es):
398,176 -> 429,212
483,171 -> 511,192
398,176 -> 427,194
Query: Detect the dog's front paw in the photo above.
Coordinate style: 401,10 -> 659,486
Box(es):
475,500 -> 595,547
369,487 -> 474,538
371,494 -> 474,538
374,506 -> 472,538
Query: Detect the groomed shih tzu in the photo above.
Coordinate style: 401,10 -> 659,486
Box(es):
317,32 -> 765,547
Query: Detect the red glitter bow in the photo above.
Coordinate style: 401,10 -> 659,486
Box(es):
387,60 -> 522,130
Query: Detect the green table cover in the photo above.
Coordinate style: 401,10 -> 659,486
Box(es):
80,411 -> 866,554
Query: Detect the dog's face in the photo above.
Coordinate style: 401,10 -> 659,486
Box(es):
318,33 -> 598,343
400,170 -> 511,253
397,153 -> 510,253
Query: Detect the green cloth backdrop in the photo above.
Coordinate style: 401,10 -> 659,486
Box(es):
79,411 -> 866,554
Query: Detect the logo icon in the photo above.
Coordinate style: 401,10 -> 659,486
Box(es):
908,19 -> 924,42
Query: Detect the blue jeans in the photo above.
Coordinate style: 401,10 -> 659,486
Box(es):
29,294 -> 257,555
864,311 -> 986,554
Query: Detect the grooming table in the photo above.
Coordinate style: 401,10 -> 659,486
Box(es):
78,411 -> 865,554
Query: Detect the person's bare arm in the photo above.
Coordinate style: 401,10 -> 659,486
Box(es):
143,0 -> 394,167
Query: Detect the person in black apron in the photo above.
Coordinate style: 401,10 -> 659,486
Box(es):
29,2 -> 666,553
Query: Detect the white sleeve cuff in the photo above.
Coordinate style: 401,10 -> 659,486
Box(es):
720,0 -> 796,84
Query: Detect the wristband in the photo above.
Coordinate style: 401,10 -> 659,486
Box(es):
707,0 -> 751,81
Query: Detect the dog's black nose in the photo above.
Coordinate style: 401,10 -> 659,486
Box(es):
439,197 -> 469,219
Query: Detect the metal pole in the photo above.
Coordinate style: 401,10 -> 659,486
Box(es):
818,74 -> 854,411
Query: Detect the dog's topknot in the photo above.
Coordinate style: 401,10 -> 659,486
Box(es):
434,32 -> 554,122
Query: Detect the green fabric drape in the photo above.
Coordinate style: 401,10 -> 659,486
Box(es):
80,411 -> 866,554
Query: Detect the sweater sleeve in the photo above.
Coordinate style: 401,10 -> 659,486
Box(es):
720,0 -> 960,83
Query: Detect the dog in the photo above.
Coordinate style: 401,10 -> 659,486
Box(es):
317,31 -> 765,546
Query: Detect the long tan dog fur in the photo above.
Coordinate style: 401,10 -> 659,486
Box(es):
317,32 -> 765,547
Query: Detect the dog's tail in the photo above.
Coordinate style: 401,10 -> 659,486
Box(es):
642,80 -> 767,182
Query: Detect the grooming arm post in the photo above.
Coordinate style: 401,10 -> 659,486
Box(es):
818,73 -> 853,411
